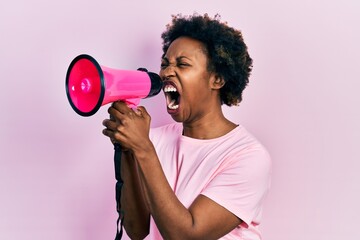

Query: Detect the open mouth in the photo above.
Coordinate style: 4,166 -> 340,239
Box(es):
163,84 -> 180,110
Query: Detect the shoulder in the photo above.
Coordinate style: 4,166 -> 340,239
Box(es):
149,122 -> 182,143
221,125 -> 269,155
150,122 -> 182,136
221,125 -> 271,177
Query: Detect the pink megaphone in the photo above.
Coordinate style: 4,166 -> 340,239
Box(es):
65,54 -> 163,116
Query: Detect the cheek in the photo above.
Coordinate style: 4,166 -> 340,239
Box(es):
159,69 -> 165,78
183,82 -> 209,103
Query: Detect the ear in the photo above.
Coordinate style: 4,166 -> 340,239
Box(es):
210,74 -> 225,90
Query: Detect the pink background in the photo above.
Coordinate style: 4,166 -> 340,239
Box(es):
1,0 -> 359,239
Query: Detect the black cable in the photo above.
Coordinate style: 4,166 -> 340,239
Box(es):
114,143 -> 124,240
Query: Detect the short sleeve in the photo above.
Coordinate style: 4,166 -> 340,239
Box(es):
200,145 -> 271,227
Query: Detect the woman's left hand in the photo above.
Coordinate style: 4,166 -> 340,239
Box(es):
102,101 -> 152,152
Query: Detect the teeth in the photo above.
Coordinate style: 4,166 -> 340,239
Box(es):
164,84 -> 179,110
164,85 -> 177,93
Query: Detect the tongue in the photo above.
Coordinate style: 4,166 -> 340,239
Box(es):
168,99 -> 176,108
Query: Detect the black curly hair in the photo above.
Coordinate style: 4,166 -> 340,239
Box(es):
161,13 -> 253,106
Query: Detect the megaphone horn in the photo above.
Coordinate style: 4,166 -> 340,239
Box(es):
65,54 -> 163,116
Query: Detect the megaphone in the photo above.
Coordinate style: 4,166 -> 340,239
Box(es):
65,54 -> 163,116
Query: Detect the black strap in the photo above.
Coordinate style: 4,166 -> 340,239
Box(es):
114,143 -> 124,240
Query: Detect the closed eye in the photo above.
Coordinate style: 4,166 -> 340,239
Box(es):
160,60 -> 169,69
178,62 -> 190,66
160,62 -> 190,69
161,56 -> 192,69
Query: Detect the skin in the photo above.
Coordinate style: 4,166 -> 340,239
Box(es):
102,36 -> 242,239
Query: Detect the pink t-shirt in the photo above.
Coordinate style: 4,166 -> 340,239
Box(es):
124,123 -> 271,240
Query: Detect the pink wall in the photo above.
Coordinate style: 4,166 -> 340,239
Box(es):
1,0 -> 359,239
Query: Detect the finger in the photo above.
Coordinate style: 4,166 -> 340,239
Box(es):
109,106 -> 138,123
102,128 -> 115,138
103,126 -> 125,142
108,106 -> 124,121
102,119 -> 117,131
109,107 -> 131,123
112,101 -> 131,114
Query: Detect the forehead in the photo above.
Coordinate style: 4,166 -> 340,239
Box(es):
164,36 -> 207,59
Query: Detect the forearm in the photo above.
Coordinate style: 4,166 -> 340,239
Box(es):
121,151 -> 150,239
133,144 -> 199,240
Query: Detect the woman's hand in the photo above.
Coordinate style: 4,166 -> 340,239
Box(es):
102,101 -> 152,153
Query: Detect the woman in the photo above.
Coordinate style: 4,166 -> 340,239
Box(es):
102,13 -> 271,240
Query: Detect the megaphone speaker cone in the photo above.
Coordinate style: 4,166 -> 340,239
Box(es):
66,54 -> 105,116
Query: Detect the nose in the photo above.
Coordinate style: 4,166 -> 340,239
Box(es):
160,64 -> 176,81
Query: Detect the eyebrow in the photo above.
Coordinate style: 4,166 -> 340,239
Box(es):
162,56 -> 192,62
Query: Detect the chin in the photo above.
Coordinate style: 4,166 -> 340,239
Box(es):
168,111 -> 183,123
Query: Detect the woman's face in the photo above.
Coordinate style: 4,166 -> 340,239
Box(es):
159,36 -> 218,124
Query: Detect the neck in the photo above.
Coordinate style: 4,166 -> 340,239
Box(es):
182,109 -> 237,140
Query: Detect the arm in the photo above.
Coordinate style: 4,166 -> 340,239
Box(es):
134,142 -> 242,240
103,109 -> 150,239
120,151 -> 150,239
103,102 -> 242,239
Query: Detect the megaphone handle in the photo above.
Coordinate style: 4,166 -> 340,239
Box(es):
124,98 -> 141,108
114,143 -> 124,239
